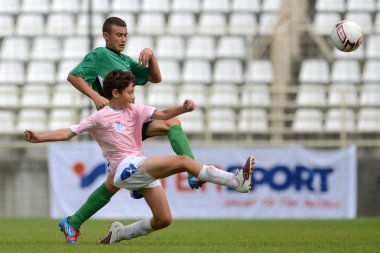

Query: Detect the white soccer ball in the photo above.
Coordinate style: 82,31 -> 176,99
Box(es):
330,20 -> 363,52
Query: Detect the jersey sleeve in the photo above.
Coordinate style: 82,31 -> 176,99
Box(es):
70,113 -> 98,135
137,103 -> 156,123
128,56 -> 150,86
69,50 -> 99,85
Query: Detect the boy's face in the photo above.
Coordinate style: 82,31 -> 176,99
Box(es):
113,83 -> 135,109
103,25 -> 128,52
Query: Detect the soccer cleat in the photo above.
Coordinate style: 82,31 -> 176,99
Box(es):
235,156 -> 254,193
188,174 -> 206,189
98,221 -> 123,244
58,216 -> 80,244
130,189 -> 143,199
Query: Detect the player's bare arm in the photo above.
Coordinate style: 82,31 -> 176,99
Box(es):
138,48 -> 162,83
152,99 -> 195,120
67,74 -> 109,109
24,128 -> 75,143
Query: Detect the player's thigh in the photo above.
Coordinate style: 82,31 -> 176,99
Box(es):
141,186 -> 171,222
139,155 -> 193,179
105,171 -> 120,194
145,118 -> 180,137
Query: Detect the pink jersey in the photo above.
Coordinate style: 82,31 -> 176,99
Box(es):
70,104 -> 156,173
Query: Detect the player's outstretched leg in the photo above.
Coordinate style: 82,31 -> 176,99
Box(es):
196,155 -> 254,193
58,216 -> 80,244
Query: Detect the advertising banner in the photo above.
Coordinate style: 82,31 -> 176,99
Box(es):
48,143 -> 356,219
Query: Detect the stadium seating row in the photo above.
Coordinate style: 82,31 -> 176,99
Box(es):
1,82 -> 379,110
3,58 -> 380,85
0,59 -> 274,84
0,0 -> 281,14
3,34 -> 380,62
1,107 -> 379,134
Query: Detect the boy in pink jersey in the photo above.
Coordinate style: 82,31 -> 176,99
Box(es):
24,69 -> 254,244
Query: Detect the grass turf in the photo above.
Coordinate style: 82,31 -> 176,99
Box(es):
0,218 -> 379,253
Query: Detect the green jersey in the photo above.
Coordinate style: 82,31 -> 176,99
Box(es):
70,47 -> 149,96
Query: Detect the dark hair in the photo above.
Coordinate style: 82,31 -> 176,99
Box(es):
102,17 -> 126,33
103,70 -> 135,99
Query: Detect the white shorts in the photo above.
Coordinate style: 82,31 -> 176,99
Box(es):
113,155 -> 161,190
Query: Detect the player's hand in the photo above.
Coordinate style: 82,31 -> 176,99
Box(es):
183,99 -> 195,112
93,95 -> 109,110
138,48 -> 154,67
24,129 -> 41,143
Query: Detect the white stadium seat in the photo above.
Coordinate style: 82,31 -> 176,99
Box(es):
186,35 -> 215,60
158,60 -> 181,83
21,84 -> 50,107
62,37 -> 89,60
241,84 -> 271,107
171,0 -> 200,13
167,13 -> 197,36
292,109 -> 324,132
0,37 -> 29,61
0,0 -> 20,14
331,60 -> 361,83
232,0 -> 261,13
49,109 -> 77,130
245,60 -> 273,84
296,84 -> 326,106
52,83 -> 84,107
46,13 -> 75,36
202,0 -> 230,13
344,12 -> 373,35
363,60 -> 380,82
299,59 -> 330,84
31,37 -> 61,61
313,12 -> 341,35
26,61 -> 56,84
111,0 -> 140,13
315,0 -> 346,12
365,35 -> 380,58
178,110 -> 205,133
177,83 -> 208,108
328,83 -> 358,106
125,36 -> 154,60
229,13 -> 257,36
146,84 -> 177,107
0,86 -> 19,107
76,13 -> 105,35
16,14 -> 44,36
0,62 -> 25,84
156,36 -> 185,60
258,13 -> 279,35
21,0 -> 50,13
213,59 -> 243,84
360,84 -> 380,105
51,0 -> 80,13
17,108 -> 47,132
357,108 -> 380,132
0,15 -> 14,36
198,13 -> 227,36
238,108 -> 268,133
182,60 -> 212,84
137,13 -> 165,35
209,84 -> 239,106
0,110 -> 15,133
325,109 -> 355,132
346,0 -> 375,11
216,36 -> 246,59
56,60 -> 78,83
141,0 -> 170,13
207,108 -> 236,133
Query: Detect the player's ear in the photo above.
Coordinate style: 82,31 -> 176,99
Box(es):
111,88 -> 119,98
103,32 -> 109,41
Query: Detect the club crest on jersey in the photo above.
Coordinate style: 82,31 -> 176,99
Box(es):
114,121 -> 125,132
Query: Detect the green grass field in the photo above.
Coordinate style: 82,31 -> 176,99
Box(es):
0,218 -> 379,253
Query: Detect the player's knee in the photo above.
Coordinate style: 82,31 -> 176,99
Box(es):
154,214 -> 172,229
166,117 -> 181,127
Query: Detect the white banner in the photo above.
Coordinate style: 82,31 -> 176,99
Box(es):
48,143 -> 357,219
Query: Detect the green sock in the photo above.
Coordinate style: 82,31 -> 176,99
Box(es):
68,183 -> 114,229
167,125 -> 195,179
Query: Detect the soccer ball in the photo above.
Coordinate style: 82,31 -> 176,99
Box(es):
330,20 -> 363,52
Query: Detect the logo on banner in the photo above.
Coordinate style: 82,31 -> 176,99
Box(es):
73,162 -> 107,188
226,165 -> 334,193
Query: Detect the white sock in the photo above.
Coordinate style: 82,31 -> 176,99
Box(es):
197,165 -> 239,188
119,218 -> 154,240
